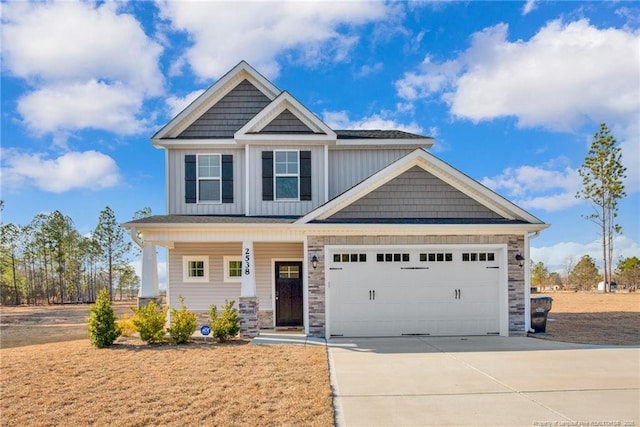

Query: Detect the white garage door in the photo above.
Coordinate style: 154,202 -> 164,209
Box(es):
327,246 -> 505,337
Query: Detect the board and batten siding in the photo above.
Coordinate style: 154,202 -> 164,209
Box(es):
247,145 -> 325,216
168,242 -> 303,315
328,148 -> 413,198
330,166 -> 503,220
167,148 -> 245,215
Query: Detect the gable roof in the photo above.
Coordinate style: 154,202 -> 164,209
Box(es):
152,61 -> 280,143
235,91 -> 336,142
297,148 -> 546,225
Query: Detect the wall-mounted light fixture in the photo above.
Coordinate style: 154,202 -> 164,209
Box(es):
515,254 -> 525,268
311,255 -> 319,269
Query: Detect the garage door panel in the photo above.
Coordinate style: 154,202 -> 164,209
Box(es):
328,247 -> 503,337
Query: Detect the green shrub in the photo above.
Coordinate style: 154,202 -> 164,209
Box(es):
209,300 -> 240,343
116,312 -> 138,337
87,289 -> 121,348
167,296 -> 196,344
133,300 -> 168,344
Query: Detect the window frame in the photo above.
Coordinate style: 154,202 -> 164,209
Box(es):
183,256 -> 209,283
223,256 -> 243,283
273,150 -> 300,201
197,153 -> 222,204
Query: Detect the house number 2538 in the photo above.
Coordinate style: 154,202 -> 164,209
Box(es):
244,248 -> 251,275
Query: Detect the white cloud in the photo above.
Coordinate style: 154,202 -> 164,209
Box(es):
17,80 -> 147,135
156,1 -> 391,80
1,0 -> 163,135
1,149 -> 121,193
322,110 -> 424,135
481,162 -> 582,212
522,0 -> 537,16
532,235 -> 640,273
396,19 -> 640,132
355,62 -> 384,78
166,90 -> 206,119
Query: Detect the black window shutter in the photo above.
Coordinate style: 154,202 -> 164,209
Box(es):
262,151 -> 274,201
185,155 -> 196,204
300,151 -> 312,201
221,154 -> 233,203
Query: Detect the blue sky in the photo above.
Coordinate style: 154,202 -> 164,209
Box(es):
1,0 -> 638,278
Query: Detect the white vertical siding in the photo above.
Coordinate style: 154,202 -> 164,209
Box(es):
328,149 -> 413,198
167,148 -> 245,215
247,145 -> 325,216
168,242 -> 303,314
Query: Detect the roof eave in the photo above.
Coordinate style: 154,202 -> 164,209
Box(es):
335,138 -> 433,148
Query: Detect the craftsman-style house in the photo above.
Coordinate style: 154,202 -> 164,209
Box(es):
124,61 -> 547,338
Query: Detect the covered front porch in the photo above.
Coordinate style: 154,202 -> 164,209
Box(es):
128,220 -> 313,337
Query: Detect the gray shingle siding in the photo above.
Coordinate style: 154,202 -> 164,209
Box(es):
329,166 -> 503,220
178,80 -> 271,138
259,109 -> 315,134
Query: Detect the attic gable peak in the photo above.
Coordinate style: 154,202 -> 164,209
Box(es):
235,90 -> 336,142
152,61 -> 281,141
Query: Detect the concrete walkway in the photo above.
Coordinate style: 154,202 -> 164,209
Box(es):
249,331 -> 327,346
328,336 -> 640,427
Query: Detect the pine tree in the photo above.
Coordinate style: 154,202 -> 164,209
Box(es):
576,123 -> 626,292
93,207 -> 131,301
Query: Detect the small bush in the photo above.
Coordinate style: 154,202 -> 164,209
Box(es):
209,300 -> 240,343
87,289 -> 121,348
116,312 -> 138,337
167,296 -> 196,344
133,300 -> 168,344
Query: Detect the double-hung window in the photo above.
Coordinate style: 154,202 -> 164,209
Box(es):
197,154 -> 221,203
274,150 -> 299,200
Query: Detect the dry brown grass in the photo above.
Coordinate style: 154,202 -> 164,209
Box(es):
537,292 -> 640,345
0,303 -> 334,427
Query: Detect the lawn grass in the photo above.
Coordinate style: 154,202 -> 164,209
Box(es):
537,292 -> 639,345
0,338 -> 333,427
0,301 -> 333,426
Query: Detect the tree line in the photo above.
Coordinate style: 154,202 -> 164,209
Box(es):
0,206 -> 148,305
530,255 -> 640,292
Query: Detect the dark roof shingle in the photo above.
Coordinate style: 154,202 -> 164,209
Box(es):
335,130 -> 431,140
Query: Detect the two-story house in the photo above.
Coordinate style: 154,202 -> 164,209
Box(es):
124,61 -> 548,338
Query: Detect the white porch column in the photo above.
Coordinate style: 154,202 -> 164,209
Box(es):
239,240 -> 259,337
240,240 -> 256,297
138,241 -> 159,307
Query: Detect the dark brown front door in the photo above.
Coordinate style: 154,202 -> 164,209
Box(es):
275,262 -> 303,327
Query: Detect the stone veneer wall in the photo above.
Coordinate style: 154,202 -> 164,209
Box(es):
306,234 -> 525,337
239,297 -> 259,338
258,310 -> 274,329
307,236 -> 326,336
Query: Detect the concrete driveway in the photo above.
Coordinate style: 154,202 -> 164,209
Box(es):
327,336 -> 640,427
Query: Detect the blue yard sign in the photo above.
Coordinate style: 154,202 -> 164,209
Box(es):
200,325 -> 211,336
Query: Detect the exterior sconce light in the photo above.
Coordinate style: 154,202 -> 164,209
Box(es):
515,254 -> 525,268
311,255 -> 319,269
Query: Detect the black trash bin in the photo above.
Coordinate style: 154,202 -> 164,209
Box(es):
530,296 -> 553,333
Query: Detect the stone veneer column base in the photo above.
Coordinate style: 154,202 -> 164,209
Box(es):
239,297 -> 259,338
137,296 -> 162,308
